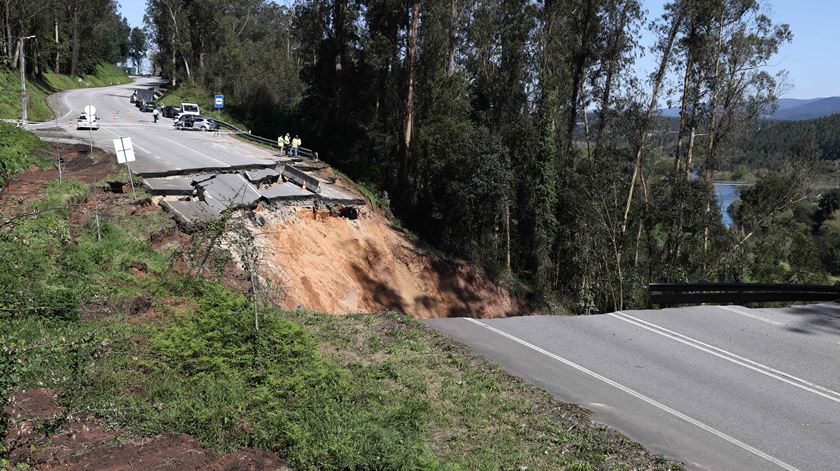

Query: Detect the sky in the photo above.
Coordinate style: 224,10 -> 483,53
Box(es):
117,0 -> 838,99
637,0 -> 840,99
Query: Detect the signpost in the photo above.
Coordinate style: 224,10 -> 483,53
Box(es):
113,137 -> 137,200
214,94 -> 224,109
85,104 -> 96,155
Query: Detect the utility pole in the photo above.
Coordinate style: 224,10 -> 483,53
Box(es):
19,35 -> 36,126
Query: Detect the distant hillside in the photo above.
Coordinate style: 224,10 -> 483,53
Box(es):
772,97 -> 840,120
660,96 -> 840,121
731,113 -> 840,170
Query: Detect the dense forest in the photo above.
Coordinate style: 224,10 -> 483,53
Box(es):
732,114 -> 840,171
0,0 -> 143,76
143,0 -> 834,312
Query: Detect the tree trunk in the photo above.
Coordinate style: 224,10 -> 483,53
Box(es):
334,0 -> 345,73
170,30 -> 177,86
5,0 -> 12,60
70,7 -> 80,76
672,53 -> 693,175
400,1 -> 420,189
54,19 -> 60,73
504,200 -> 511,272
580,80 -> 592,162
620,6 -> 683,236
565,0 -> 595,162
183,56 -> 192,83
702,11 -> 725,262
593,0 -> 630,159
446,0 -> 457,77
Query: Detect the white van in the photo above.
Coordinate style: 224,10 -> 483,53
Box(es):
180,103 -> 200,116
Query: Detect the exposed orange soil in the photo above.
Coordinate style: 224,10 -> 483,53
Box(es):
256,206 -> 525,318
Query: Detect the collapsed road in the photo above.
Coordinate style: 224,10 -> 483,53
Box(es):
26,77 -> 366,225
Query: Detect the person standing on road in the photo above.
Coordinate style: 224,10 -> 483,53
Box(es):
278,133 -> 285,156
291,135 -> 301,157
152,107 -> 159,123
284,133 -> 291,153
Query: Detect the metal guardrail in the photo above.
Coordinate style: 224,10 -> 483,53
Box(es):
649,282 -> 840,306
213,119 -> 319,160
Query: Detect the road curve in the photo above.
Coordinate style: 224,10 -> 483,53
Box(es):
30,77 -> 278,176
427,304 -> 840,471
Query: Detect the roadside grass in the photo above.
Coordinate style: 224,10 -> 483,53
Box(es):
0,121 -> 51,187
0,64 -> 130,121
1,167 -> 682,468
289,310 -> 679,470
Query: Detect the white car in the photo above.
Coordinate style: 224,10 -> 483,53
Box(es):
76,113 -> 99,130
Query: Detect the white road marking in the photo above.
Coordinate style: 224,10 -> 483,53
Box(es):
716,305 -> 783,326
463,317 -> 801,471
611,312 -> 840,403
60,92 -> 74,120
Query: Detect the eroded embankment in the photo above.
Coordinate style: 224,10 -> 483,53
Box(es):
255,205 -> 524,318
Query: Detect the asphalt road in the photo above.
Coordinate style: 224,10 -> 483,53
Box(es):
29,77 -> 278,176
426,304 -> 840,470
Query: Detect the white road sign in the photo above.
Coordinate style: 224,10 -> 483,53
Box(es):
113,137 -> 136,164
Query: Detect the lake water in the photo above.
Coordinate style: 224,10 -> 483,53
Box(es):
715,183 -> 741,228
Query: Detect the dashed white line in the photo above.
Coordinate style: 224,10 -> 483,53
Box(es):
133,143 -> 151,153
716,305 -> 783,326
463,317 -> 800,471
611,312 -> 840,404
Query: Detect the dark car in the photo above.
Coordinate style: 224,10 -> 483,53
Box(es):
162,105 -> 180,118
140,102 -> 156,112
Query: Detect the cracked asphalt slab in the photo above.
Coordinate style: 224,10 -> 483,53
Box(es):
30,77 -> 278,177
426,304 -> 840,471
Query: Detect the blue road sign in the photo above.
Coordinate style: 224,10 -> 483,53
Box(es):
214,94 -> 224,109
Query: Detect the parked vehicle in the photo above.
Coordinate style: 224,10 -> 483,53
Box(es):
134,89 -> 155,108
162,105 -> 180,118
175,115 -> 218,131
76,112 -> 99,130
174,114 -> 197,129
179,103 -> 200,117
190,117 -> 218,131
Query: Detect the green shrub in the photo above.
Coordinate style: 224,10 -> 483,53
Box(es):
146,285 -> 440,469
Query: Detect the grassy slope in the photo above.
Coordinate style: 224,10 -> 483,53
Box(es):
0,129 -> 681,470
0,122 -> 51,187
0,63 -> 130,121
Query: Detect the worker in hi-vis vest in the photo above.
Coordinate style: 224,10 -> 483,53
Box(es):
284,133 -> 291,148
278,134 -> 285,155
291,135 -> 301,157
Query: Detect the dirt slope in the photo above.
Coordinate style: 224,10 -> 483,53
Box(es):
255,206 -> 523,318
